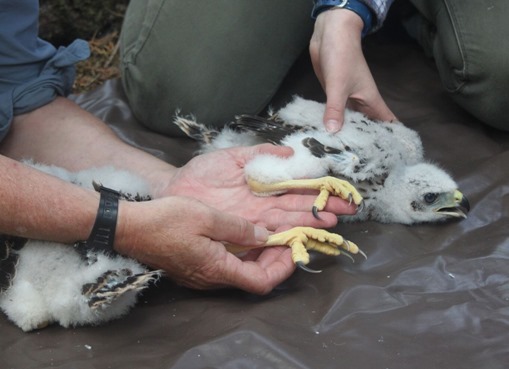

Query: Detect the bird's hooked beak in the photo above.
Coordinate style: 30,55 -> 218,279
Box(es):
435,190 -> 470,219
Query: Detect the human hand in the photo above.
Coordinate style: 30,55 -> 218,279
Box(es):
160,144 -> 357,231
309,9 -> 396,132
116,196 -> 295,294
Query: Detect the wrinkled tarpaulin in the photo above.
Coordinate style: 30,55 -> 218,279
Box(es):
1,31 -> 508,369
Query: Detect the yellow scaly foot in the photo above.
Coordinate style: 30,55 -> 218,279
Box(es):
264,226 -> 365,272
247,176 -> 364,219
226,227 -> 366,273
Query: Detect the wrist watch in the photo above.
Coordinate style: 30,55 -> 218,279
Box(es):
75,184 -> 121,258
312,0 -> 373,37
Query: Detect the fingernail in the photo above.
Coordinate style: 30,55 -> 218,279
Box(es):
255,226 -> 269,243
325,119 -> 341,133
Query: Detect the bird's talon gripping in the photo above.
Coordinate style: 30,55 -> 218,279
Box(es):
260,227 -> 365,273
343,239 -> 352,252
312,206 -> 321,220
357,200 -> 365,213
358,249 -> 368,260
296,261 -> 322,274
339,250 -> 355,263
246,176 -> 363,219
227,227 -> 365,273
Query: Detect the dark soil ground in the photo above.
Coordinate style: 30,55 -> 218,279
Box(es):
39,0 -> 129,93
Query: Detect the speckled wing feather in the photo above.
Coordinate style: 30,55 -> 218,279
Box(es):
0,235 -> 27,293
231,114 -> 316,144
174,116 -> 221,144
82,269 -> 161,310
301,137 -> 348,158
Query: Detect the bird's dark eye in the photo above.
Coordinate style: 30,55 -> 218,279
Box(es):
424,193 -> 438,204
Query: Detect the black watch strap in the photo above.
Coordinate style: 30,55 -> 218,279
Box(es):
75,184 -> 121,257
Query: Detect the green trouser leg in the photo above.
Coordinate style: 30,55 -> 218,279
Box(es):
409,0 -> 509,130
120,0 -> 313,136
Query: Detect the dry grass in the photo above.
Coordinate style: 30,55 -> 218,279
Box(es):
73,31 -> 121,94
38,0 -> 128,94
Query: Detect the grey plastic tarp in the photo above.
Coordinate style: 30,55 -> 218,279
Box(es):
1,30 -> 508,369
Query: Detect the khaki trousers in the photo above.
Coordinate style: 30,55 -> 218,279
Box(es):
120,0 -> 509,134
120,0 -> 313,136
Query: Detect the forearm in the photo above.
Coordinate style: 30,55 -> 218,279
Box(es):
0,155 -> 97,242
0,97 -> 177,197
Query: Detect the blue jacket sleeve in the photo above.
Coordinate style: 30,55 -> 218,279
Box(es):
0,0 -> 90,142
360,0 -> 395,32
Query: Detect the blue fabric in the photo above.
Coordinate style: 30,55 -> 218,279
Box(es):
312,0 -> 395,32
361,0 -> 394,30
0,0 -> 90,141
311,0 -> 374,36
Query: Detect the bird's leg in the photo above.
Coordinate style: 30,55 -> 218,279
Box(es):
226,227 -> 365,273
247,176 -> 363,218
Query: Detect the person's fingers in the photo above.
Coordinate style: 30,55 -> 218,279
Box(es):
221,247 -> 295,295
324,84 -> 398,132
258,208 -> 340,230
311,47 -> 348,132
310,47 -> 325,90
253,143 -> 294,157
323,95 -> 348,132
274,193 -> 357,215
233,144 -> 294,165
348,94 -> 398,122
254,246 -> 294,270
204,206 -> 268,246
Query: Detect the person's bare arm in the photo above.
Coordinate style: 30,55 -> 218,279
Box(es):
0,155 -> 292,294
1,97 -> 355,229
0,97 -> 355,293
0,155 -> 97,242
0,97 -> 176,197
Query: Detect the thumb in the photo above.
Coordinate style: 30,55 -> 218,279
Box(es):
207,209 -> 269,247
323,95 -> 347,133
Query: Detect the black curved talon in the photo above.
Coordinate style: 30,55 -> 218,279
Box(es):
296,261 -> 322,274
312,206 -> 321,220
343,240 -> 367,260
356,200 -> 365,213
358,249 -> 368,260
339,250 -> 355,263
